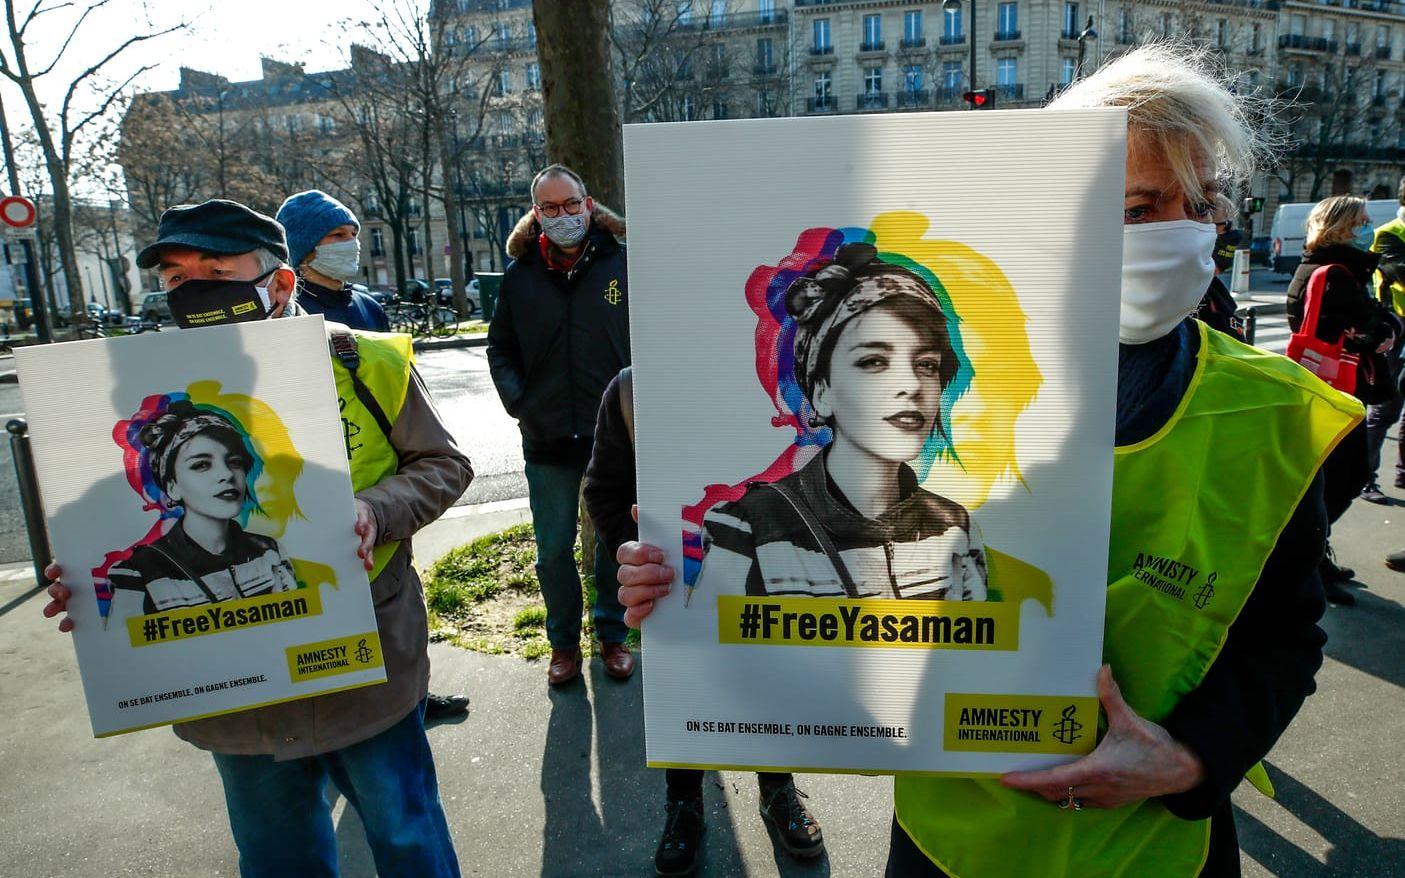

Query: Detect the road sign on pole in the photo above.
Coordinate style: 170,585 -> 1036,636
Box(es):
0,195 -> 36,229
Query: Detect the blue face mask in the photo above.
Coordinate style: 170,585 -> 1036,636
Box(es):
1356,222 -> 1375,250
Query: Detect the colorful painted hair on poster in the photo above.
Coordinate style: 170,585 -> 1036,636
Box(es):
90,381 -> 314,624
681,211 -> 1049,608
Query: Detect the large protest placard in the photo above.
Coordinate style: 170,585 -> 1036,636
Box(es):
17,316 -> 385,736
626,108 -> 1127,775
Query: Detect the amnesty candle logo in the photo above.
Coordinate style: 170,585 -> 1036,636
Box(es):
286,631 -> 385,683
944,694 -> 1098,755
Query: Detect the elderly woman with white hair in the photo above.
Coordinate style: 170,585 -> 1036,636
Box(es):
883,43 -> 1362,877
614,42 -> 1360,877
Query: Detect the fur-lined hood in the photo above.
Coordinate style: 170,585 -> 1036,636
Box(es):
505,205 -> 625,261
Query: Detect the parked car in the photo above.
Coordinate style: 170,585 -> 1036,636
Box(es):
86,302 -> 127,326
139,291 -> 173,325
432,277 -> 481,315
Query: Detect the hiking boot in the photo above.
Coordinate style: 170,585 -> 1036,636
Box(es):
1320,546 -> 1354,583
1324,580 -> 1356,606
655,797 -> 705,877
1361,481 -> 1389,504
424,692 -> 470,720
1386,549 -> 1405,572
759,781 -> 825,859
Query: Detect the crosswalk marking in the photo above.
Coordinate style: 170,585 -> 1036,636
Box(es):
1251,312 -> 1290,355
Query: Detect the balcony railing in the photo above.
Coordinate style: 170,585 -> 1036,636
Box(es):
810,44 -> 835,55
754,62 -> 779,75
994,29 -> 1022,41
859,40 -> 886,52
896,89 -> 930,108
901,37 -> 927,49
939,34 -> 966,45
1377,45 -> 1392,60
676,9 -> 790,29
996,82 -> 1025,99
1278,34 -> 1337,52
935,85 -> 964,104
807,95 -> 836,112
1060,28 -> 1080,39
857,92 -> 889,109
1346,42 -> 1362,56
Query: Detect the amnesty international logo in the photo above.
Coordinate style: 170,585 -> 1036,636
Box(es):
354,638 -> 375,664
1051,704 -> 1084,745
604,278 -> 623,305
1194,572 -> 1217,610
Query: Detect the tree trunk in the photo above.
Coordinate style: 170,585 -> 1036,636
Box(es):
389,220 -> 407,293
438,126 -> 469,318
533,0 -> 624,210
13,76 -> 84,324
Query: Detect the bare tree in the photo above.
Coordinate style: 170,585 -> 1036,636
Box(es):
0,0 -> 182,326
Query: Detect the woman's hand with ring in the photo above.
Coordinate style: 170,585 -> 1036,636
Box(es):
1000,665 -> 1206,810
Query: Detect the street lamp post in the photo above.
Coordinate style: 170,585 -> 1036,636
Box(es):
1075,15 -> 1099,81
943,0 -> 978,101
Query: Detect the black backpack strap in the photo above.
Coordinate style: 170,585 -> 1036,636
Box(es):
329,330 -> 395,439
759,481 -> 861,599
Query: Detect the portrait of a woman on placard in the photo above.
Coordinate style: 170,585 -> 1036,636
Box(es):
695,242 -> 987,602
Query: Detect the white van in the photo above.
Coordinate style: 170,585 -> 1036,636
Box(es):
1271,198 -> 1400,274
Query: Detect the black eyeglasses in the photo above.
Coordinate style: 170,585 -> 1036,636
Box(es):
536,198 -> 585,218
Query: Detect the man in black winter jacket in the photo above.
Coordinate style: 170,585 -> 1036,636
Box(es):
487,164 -> 633,686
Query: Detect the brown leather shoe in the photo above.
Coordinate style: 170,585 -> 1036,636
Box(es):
547,647 -> 582,686
600,641 -> 636,680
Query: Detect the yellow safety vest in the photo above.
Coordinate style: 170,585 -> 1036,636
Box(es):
894,323 -> 1362,878
329,328 -> 414,580
1370,218 -> 1405,317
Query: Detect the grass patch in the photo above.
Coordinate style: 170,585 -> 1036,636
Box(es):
427,523 -> 629,659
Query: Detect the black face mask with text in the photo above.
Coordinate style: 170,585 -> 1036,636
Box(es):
167,271 -> 275,329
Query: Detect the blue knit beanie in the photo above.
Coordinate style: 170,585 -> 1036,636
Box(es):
276,190 -> 360,268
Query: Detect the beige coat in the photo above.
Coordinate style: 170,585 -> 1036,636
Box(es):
174,365 -> 473,759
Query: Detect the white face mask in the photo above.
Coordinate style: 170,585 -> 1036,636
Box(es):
307,238 -> 361,282
1119,220 -> 1217,345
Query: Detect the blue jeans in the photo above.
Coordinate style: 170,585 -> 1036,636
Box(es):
212,702 -> 460,878
524,457 -> 627,648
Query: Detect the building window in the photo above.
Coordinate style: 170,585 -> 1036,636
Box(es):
864,66 -> 883,95
1347,22 -> 1359,47
1286,64 -> 1301,87
757,37 -> 774,71
1063,2 -> 1078,37
996,57 -> 1016,87
1290,15 -> 1305,37
1377,25 -> 1390,48
712,98 -> 728,119
526,20 -> 536,46
759,0 -> 776,24
904,10 -> 923,44
1061,57 -> 1076,85
997,2 -> 1018,37
943,60 -> 963,91
758,90 -> 778,116
409,229 -> 420,255
943,5 -> 963,40
815,71 -> 832,99
681,94 -> 696,121
496,69 -> 512,95
709,0 -> 725,28
904,64 -> 923,92
813,18 -> 831,51
526,62 -> 540,91
1376,69 -> 1387,97
370,228 -> 385,257
1321,19 -> 1334,41
677,1 -> 691,26
1117,8 -> 1131,43
1161,13 -> 1173,37
1216,19 -> 1227,47
494,21 -> 509,50
1251,23 -> 1261,52
862,14 -> 882,50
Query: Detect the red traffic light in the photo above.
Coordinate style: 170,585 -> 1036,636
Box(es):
963,90 -> 987,107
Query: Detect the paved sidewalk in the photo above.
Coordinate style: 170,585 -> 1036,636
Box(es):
1,486 -> 1402,876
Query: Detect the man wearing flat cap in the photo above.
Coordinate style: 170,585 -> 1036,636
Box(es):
44,199 -> 472,878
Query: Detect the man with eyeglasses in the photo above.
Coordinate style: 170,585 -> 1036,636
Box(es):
488,164 -> 633,686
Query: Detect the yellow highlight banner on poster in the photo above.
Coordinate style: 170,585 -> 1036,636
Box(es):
286,631 -> 384,682
944,694 -> 1099,755
717,596 -> 1021,651
127,589 -> 323,648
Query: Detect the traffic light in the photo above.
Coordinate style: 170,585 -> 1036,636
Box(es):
1241,196 -> 1264,215
963,88 -> 996,109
